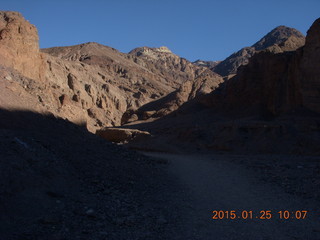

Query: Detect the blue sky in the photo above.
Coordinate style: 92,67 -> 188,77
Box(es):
1,0 -> 320,61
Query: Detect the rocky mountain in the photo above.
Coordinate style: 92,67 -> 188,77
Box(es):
125,18 -> 320,155
208,20 -> 320,116
127,46 -> 211,88
119,26 -> 305,126
0,11 -> 222,133
121,68 -> 223,124
193,59 -> 221,69
252,25 -> 306,50
0,11 -> 193,239
213,26 -> 306,76
1,10 -> 318,155
1,9 -> 320,239
42,42 -> 219,131
117,47 -> 225,123
42,42 -> 177,131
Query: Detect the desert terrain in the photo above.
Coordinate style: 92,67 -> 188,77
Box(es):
0,11 -> 319,239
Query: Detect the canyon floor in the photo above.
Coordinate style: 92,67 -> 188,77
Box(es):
143,152 -> 320,239
1,109 -> 319,240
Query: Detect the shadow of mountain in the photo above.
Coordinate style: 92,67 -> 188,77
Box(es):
121,90 -> 182,124
0,108 -> 182,239
122,91 -> 320,155
137,91 -> 179,113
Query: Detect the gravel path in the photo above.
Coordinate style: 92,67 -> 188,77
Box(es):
144,152 -> 320,240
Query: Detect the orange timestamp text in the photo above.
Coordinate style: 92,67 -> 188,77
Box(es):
212,210 -> 308,220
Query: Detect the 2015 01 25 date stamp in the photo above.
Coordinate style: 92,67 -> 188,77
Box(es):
212,210 -> 308,220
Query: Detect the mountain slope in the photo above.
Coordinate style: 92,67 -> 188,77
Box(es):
128,46 -> 208,88
42,42 -> 178,130
126,18 -> 320,155
43,43 -> 223,129
213,26 -> 305,76
0,10 -> 221,132
122,69 -> 223,124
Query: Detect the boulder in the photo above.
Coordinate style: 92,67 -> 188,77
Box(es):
96,127 -> 151,143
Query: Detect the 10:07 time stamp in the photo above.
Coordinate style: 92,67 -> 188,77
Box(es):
212,210 -> 308,220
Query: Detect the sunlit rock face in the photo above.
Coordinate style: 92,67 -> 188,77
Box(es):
0,11 -> 44,81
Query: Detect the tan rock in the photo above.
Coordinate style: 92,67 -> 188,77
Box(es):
0,11 -> 44,81
122,69 -> 223,123
96,127 -> 151,143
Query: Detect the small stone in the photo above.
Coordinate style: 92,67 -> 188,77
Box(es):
5,75 -> 12,81
85,208 -> 96,217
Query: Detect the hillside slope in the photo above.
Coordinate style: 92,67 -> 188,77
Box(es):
213,26 -> 305,76
125,18 -> 320,155
0,10 -> 223,133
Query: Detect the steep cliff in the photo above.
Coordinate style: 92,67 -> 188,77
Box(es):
300,18 -> 320,113
0,11 -> 45,81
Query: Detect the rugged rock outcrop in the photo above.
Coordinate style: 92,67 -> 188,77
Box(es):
0,11 -> 221,133
1,10 -> 319,155
42,42 -> 177,130
252,26 -> 306,50
43,43 -> 223,129
210,49 -> 302,117
300,18 -> 320,113
43,42 -> 174,101
128,46 -> 201,88
0,11 -> 192,239
126,18 -> 320,155
0,11 -> 44,81
122,69 -> 223,124
210,18 -> 320,116
96,127 -> 151,143
213,26 -> 305,76
193,59 -> 221,69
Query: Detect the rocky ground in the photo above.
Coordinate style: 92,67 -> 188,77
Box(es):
242,154 -> 320,203
144,152 -> 320,240
2,109 -> 319,239
0,109 -> 193,240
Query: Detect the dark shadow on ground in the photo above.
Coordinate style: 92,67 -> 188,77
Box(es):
0,108 -> 186,240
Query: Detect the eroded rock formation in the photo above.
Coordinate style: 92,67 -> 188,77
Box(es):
125,18 -> 320,155
0,11 -> 221,133
0,11 -> 45,81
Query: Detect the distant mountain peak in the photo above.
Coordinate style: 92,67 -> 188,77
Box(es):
156,46 -> 172,53
193,59 -> 221,68
213,25 -> 305,76
252,25 -> 305,50
129,46 -> 172,56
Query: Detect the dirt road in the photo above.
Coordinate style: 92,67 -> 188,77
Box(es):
143,153 -> 320,240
